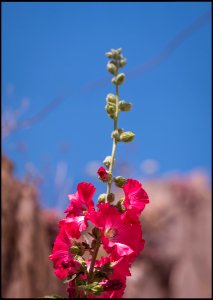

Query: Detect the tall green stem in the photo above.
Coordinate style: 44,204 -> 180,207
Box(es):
106,78 -> 119,198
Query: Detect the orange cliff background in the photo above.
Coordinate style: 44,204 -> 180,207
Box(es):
1,155 -> 212,298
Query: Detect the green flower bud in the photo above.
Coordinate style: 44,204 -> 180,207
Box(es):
105,104 -> 116,118
107,193 -> 115,203
70,245 -> 80,255
109,60 -> 119,67
118,128 -> 124,135
106,93 -> 116,104
116,198 -> 125,213
119,58 -> 127,67
120,131 -> 135,142
111,49 -> 122,60
113,176 -> 127,188
107,62 -> 117,75
112,73 -> 125,85
117,48 -> 122,54
74,255 -> 87,268
98,193 -> 107,203
106,51 -> 114,58
88,282 -> 104,296
103,156 -> 112,168
118,101 -> 132,112
111,129 -> 120,141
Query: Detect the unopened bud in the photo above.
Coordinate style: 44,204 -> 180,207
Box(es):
74,255 -> 87,268
118,128 -> 124,135
107,193 -> 115,203
117,48 -> 122,54
114,176 -> 127,188
119,101 -> 132,112
111,129 -> 120,141
119,58 -> 127,67
89,282 -> 104,296
106,51 -> 114,59
97,166 -> 111,182
120,131 -> 135,142
98,193 -> 107,203
105,104 -> 115,118
107,62 -> 117,75
70,245 -> 80,255
112,73 -> 125,85
103,156 -> 112,168
116,198 -> 125,213
106,93 -> 116,104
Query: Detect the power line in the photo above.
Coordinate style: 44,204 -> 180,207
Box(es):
6,9 -> 211,134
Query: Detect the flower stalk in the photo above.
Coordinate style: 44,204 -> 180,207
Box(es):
48,47 -> 150,299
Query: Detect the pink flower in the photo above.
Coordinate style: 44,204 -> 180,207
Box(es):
89,256 -> 131,298
64,182 -> 96,232
49,222 -> 81,280
88,203 -> 144,260
123,179 -> 149,217
97,166 -> 109,182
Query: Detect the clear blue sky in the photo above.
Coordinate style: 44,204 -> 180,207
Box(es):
2,2 -> 212,210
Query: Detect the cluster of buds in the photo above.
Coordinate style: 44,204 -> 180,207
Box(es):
48,48 -> 150,298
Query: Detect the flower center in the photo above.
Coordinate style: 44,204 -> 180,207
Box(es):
104,228 -> 117,239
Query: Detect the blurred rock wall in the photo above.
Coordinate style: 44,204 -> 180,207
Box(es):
1,155 -> 66,298
124,174 -> 212,298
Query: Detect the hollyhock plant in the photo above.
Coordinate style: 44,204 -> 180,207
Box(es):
48,48 -> 150,298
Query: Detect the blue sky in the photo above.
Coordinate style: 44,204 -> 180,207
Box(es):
2,2 -> 212,210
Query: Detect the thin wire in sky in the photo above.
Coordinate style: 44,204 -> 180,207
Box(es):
7,9 -> 211,133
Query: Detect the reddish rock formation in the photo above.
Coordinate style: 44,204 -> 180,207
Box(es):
124,174 -> 212,298
1,155 -> 66,298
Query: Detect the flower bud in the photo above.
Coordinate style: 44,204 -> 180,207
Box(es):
88,282 -> 104,296
117,48 -> 122,54
111,129 -> 120,141
106,93 -> 116,104
106,51 -> 114,59
119,58 -> 127,67
105,104 -> 115,118
107,62 -> 117,75
120,131 -> 135,142
116,198 -> 125,213
70,245 -> 80,255
114,176 -> 127,188
112,73 -> 125,85
118,101 -> 132,112
97,166 -> 110,182
103,156 -> 112,168
107,193 -> 115,203
118,128 -> 124,135
74,255 -> 87,268
98,193 -> 107,203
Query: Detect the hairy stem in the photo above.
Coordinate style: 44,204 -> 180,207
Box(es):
88,240 -> 101,283
106,76 -> 120,198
